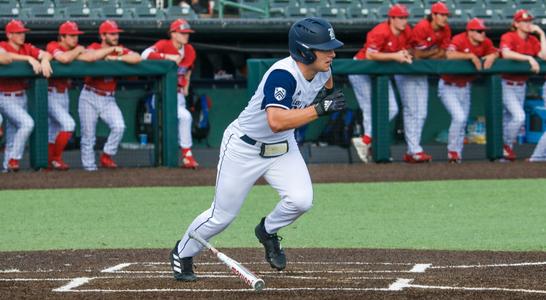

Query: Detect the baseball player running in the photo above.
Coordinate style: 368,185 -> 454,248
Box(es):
439,18 -> 498,163
45,21 -> 84,170
0,20 -> 52,172
398,1 -> 451,163
141,18 -> 199,169
349,4 -> 411,163
169,17 -> 345,281
499,10 -> 546,161
76,20 -> 141,171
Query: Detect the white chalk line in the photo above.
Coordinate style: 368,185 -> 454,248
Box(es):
430,261 -> 546,269
140,261 -> 415,266
56,287 -> 398,293
101,263 -> 133,273
106,270 -> 414,275
52,277 -> 92,292
407,283 -> 546,294
409,264 -> 431,273
0,278 -> 74,282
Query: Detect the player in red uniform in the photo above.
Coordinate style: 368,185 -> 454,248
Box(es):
499,10 -> 546,161
398,1 -> 451,163
76,20 -> 141,171
0,20 -> 52,172
349,4 -> 412,163
141,19 -> 199,169
439,18 -> 498,163
45,21 -> 84,170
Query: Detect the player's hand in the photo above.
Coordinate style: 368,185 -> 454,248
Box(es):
75,45 -> 86,54
113,46 -> 124,56
470,54 -> 482,70
314,89 -> 346,116
41,60 -> 53,78
528,57 -> 540,73
28,57 -> 42,74
530,24 -> 545,36
482,55 -> 496,70
395,50 -> 412,64
165,54 -> 182,64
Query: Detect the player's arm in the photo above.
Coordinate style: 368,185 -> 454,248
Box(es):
502,48 -> 540,73
0,50 -> 12,64
38,50 -> 53,78
141,46 -> 182,63
482,51 -> 499,70
415,47 -> 446,59
267,106 -> 319,132
367,50 -> 412,63
77,47 -> 116,62
54,46 -> 85,64
183,70 -> 192,96
116,51 -> 141,64
9,52 -> 43,75
446,49 -> 482,70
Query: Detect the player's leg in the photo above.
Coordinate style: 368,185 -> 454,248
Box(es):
439,80 -> 467,161
259,140 -> 313,270
98,96 -> 125,168
396,75 -> 431,162
78,90 -> 100,171
388,80 -> 399,122
177,92 -> 198,168
48,91 -> 75,169
501,81 -> 526,159
0,95 -> 34,171
348,74 -> 372,162
174,123 -> 267,278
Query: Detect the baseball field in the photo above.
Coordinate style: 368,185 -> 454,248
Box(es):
1,162 -> 545,299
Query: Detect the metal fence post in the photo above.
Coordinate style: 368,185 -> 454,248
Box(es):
371,75 -> 391,162
27,78 -> 48,169
485,75 -> 503,160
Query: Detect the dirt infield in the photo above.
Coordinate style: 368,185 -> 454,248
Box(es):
1,161 -> 546,190
1,248 -> 546,299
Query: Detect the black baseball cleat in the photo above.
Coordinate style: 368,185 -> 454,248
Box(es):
255,217 -> 286,271
170,240 -> 197,281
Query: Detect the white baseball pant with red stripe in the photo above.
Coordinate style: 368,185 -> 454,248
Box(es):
48,90 -> 75,143
177,92 -> 193,148
438,79 -> 471,157
501,80 -> 526,147
395,75 -> 429,154
348,74 -> 399,137
0,93 -> 34,170
78,87 -> 125,170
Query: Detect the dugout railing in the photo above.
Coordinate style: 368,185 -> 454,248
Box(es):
247,58 -> 545,162
0,60 -> 179,169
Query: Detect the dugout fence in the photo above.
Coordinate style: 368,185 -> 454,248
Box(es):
247,58 -> 545,162
0,60 -> 179,169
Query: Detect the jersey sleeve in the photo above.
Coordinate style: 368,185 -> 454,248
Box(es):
46,42 -> 64,57
180,44 -> 196,69
144,40 -> 165,60
411,23 -> 429,50
262,69 -> 297,110
532,37 -> 541,56
499,33 -> 515,52
25,44 -> 41,59
365,28 -> 386,53
447,34 -> 464,52
483,38 -> 498,55
440,27 -> 451,49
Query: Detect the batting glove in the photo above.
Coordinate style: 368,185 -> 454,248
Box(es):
314,89 -> 346,116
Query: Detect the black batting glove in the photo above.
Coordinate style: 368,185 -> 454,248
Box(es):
314,89 -> 346,116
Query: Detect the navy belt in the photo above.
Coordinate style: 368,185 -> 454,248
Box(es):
240,134 -> 257,145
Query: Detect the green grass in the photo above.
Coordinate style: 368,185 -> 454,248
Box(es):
1,179 -> 545,252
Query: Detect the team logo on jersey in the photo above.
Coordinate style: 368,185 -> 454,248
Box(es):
274,87 -> 286,101
427,37 -> 432,42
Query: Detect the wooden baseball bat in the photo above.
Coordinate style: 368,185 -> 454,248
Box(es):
189,231 -> 265,291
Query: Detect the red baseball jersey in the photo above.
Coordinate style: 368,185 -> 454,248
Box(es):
354,22 -> 412,60
441,32 -> 497,85
499,31 -> 541,82
84,42 -> 133,92
46,41 -> 74,92
0,41 -> 41,92
411,19 -> 451,51
145,39 -> 196,87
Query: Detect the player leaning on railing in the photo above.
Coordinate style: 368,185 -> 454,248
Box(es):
439,18 -> 498,163
499,9 -> 546,161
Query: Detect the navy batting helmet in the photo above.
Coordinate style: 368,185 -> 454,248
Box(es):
289,17 -> 344,65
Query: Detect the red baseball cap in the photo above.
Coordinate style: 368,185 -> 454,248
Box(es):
59,21 -> 83,35
388,4 -> 409,18
99,20 -> 123,34
431,2 -> 450,15
5,19 -> 29,34
513,9 -> 533,22
466,18 -> 487,31
170,18 -> 194,33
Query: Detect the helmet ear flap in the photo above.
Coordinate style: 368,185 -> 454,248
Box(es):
300,48 -> 316,65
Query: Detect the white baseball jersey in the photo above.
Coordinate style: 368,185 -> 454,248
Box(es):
176,56 -> 330,259
238,56 -> 331,143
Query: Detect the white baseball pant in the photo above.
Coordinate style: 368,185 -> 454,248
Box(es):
348,74 -> 399,137
177,120 -> 313,258
395,75 -> 429,154
0,93 -> 34,170
78,88 -> 126,170
48,90 -> 76,143
501,80 -> 526,147
529,82 -> 546,161
177,92 -> 193,148
438,79 -> 471,157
